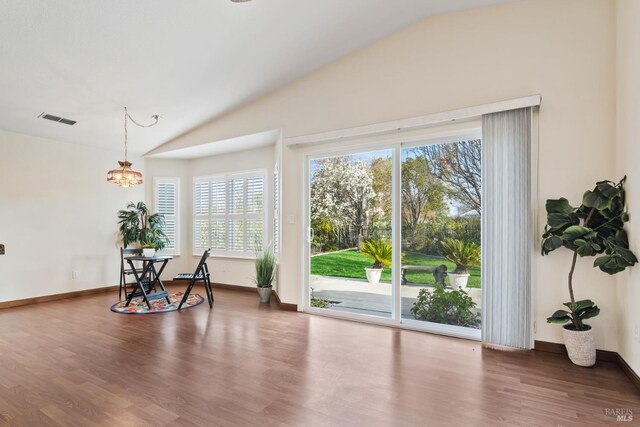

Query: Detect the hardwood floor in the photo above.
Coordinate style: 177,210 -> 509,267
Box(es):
0,287 -> 637,426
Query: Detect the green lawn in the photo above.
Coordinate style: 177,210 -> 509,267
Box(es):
310,249 -> 481,288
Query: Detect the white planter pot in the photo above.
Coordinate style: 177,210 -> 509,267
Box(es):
447,273 -> 470,290
365,268 -> 383,284
562,325 -> 596,367
142,248 -> 156,258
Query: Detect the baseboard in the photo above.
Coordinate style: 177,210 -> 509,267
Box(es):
209,282 -> 298,311
271,290 -> 298,311
534,340 -> 618,363
0,285 -> 119,310
617,352 -> 640,393
535,340 -> 639,392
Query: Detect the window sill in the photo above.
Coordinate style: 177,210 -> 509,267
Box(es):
193,253 -> 257,261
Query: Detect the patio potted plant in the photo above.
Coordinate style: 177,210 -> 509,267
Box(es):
254,245 -> 276,303
360,239 -> 392,284
439,239 -> 480,291
542,177 -> 637,366
117,201 -> 169,251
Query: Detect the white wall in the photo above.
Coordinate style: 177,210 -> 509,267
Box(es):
153,0 -> 618,349
616,0 -> 640,374
145,145 -> 275,289
0,129 -> 145,301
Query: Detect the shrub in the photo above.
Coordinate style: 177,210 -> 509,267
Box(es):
439,239 -> 481,274
410,285 -> 480,328
310,287 -> 332,308
360,239 -> 392,269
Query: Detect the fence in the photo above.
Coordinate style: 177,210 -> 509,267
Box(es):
312,221 -> 480,254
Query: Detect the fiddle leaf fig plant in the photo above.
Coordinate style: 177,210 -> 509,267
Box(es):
541,177 -> 637,330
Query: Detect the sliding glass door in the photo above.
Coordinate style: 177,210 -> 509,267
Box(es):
307,149 -> 394,318
400,139 -> 482,335
304,133 -> 482,338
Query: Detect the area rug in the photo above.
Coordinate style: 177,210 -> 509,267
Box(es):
111,291 -> 204,314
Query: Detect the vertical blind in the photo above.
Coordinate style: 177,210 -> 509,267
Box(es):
481,107 -> 533,349
154,177 -> 179,254
273,164 -> 280,256
194,171 -> 265,256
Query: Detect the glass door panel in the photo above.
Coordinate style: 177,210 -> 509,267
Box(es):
308,149 -> 394,318
400,139 -> 482,331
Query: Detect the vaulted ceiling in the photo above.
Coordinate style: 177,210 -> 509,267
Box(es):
0,0 -> 514,154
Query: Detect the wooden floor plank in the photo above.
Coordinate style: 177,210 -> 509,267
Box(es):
0,287 -> 636,426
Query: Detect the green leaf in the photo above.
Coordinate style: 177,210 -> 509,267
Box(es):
562,225 -> 593,241
583,190 -> 612,210
546,198 -> 574,214
541,235 -> 563,255
547,213 -> 576,229
547,314 -> 571,324
579,305 -> 600,320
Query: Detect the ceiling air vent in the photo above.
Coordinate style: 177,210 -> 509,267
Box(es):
38,112 -> 77,126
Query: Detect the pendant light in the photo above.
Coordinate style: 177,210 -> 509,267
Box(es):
107,107 -> 161,188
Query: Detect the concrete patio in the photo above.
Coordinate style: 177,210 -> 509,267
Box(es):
310,275 -> 482,320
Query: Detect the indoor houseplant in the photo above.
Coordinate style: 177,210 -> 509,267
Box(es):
360,239 -> 392,283
439,239 -> 480,290
117,201 -> 169,251
542,177 -> 637,366
254,245 -> 276,303
141,239 -> 157,258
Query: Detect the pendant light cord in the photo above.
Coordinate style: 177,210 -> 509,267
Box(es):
123,106 -> 161,162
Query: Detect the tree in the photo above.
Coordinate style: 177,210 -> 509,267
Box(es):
310,157 -> 375,243
401,156 -> 448,247
370,157 -> 392,225
415,140 -> 481,213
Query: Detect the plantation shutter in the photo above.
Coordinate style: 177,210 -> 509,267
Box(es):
246,175 -> 264,252
194,179 -> 210,252
193,171 -> 266,256
154,177 -> 179,254
228,177 -> 245,252
481,107 -> 534,349
210,180 -> 226,251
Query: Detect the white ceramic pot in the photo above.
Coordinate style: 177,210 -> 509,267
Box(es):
447,273 -> 470,290
365,268 -> 383,284
142,248 -> 156,258
562,325 -> 596,367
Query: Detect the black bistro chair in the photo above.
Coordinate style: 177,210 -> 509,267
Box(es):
174,249 -> 214,309
119,247 -> 143,300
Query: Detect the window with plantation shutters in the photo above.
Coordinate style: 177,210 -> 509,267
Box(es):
193,170 -> 266,257
153,177 -> 180,255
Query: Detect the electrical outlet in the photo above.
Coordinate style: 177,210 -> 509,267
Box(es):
221,264 -> 226,273
72,270 -> 79,280
635,324 -> 640,344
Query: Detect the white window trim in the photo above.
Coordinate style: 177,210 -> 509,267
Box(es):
193,168 -> 267,259
153,176 -> 180,256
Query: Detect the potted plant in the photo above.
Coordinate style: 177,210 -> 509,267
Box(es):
141,240 -> 156,258
117,201 -> 169,251
360,239 -> 392,284
439,239 -> 480,290
254,246 -> 276,303
542,177 -> 637,366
